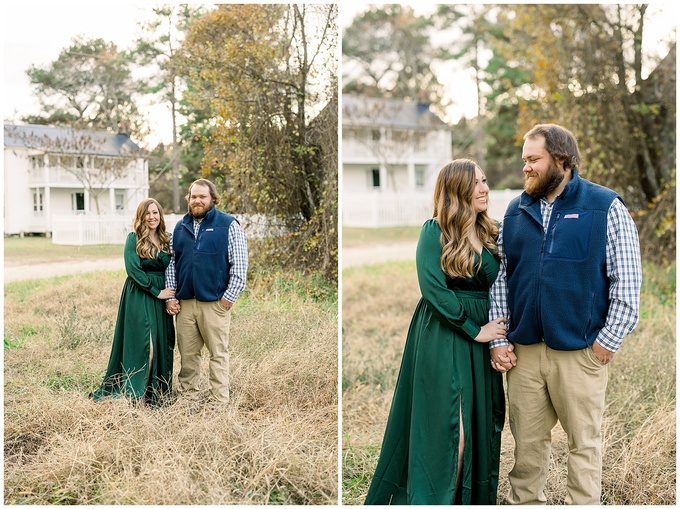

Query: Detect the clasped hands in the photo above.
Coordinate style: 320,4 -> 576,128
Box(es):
164,296 -> 233,316
165,298 -> 181,316
474,317 -> 517,373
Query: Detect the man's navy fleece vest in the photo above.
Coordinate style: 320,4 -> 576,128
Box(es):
173,206 -> 236,302
503,170 -> 620,350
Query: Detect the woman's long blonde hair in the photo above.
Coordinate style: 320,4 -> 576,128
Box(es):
133,198 -> 171,259
432,159 -> 498,279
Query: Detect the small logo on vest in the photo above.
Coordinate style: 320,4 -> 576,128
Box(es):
205,228 -> 214,231
564,214 -> 579,219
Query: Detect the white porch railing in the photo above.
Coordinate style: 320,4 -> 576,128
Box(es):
28,166 -> 147,187
343,189 -> 523,228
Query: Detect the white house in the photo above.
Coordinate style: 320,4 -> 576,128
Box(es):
342,95 -> 522,226
342,94 -> 453,227
4,124 -> 149,240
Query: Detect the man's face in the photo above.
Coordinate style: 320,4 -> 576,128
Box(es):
188,183 -> 214,218
521,136 -> 565,199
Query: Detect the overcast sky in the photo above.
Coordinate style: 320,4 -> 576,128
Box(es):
3,2 -> 677,146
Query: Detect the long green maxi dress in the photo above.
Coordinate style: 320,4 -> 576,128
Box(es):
91,231 -> 175,406
364,219 -> 505,505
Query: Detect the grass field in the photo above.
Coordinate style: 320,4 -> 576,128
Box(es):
4,236 -> 122,266
342,227 -> 421,248
342,259 -> 676,505
4,243 -> 338,504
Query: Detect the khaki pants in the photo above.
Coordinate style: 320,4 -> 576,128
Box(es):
506,342 -> 608,505
176,299 -> 231,403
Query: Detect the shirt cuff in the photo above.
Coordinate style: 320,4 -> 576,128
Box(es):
595,327 -> 622,353
489,339 -> 509,349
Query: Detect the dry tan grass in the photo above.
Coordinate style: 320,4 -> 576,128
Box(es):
342,261 -> 676,505
4,269 -> 338,505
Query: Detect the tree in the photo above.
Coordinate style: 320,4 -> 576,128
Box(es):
491,4 -> 675,261
342,5 -> 443,105
25,37 -> 144,138
133,5 -> 206,212
433,4 -> 491,167
177,4 -> 338,280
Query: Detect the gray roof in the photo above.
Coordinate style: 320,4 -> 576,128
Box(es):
4,124 -> 142,156
342,94 -> 449,130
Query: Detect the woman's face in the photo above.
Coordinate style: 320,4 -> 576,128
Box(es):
472,166 -> 490,213
144,202 -> 161,232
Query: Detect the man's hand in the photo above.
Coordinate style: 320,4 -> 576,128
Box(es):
591,341 -> 615,364
490,343 -> 517,373
166,299 -> 181,316
220,297 -> 233,311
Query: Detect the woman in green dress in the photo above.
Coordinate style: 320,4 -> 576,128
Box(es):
364,159 -> 509,505
91,198 -> 176,407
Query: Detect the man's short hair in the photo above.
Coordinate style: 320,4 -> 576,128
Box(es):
524,124 -> 581,170
186,178 -> 220,205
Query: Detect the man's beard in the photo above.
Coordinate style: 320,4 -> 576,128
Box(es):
525,160 -> 565,198
189,202 -> 213,219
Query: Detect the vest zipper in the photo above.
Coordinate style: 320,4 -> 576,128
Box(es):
195,227 -> 202,251
537,203 -> 557,336
548,213 -> 561,254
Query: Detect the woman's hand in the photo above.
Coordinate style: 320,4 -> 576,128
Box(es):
491,343 -> 517,372
158,288 -> 175,300
474,317 -> 507,343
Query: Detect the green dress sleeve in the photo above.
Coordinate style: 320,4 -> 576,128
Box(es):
415,220 -> 482,341
124,232 -> 161,298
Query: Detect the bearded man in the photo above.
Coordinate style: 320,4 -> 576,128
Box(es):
165,178 -> 248,406
488,124 -> 641,504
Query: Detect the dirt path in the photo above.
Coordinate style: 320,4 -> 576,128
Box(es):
4,257 -> 124,283
342,241 -> 417,268
4,240 -> 417,282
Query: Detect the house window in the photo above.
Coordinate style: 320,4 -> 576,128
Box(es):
33,190 -> 44,212
415,166 -> 426,189
48,154 -> 60,167
76,156 -> 85,169
30,156 -> 45,169
371,129 -> 381,141
414,132 -> 426,150
115,192 -> 125,211
392,130 -> 410,145
72,192 -> 85,212
370,168 -> 381,189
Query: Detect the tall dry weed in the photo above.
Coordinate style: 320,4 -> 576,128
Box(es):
342,260 -> 676,505
4,269 -> 338,504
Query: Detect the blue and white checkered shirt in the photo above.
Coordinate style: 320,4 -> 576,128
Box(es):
165,217 -> 248,303
489,197 -> 641,352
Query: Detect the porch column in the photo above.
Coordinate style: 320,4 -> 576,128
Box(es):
407,162 -> 416,190
109,187 -> 116,214
44,187 -> 52,232
43,157 -> 52,233
84,189 -> 91,214
379,163 -> 389,193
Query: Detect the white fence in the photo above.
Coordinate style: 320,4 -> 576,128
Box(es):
52,215 -> 131,245
343,189 -> 523,228
51,214 -> 183,245
50,213 -> 285,245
